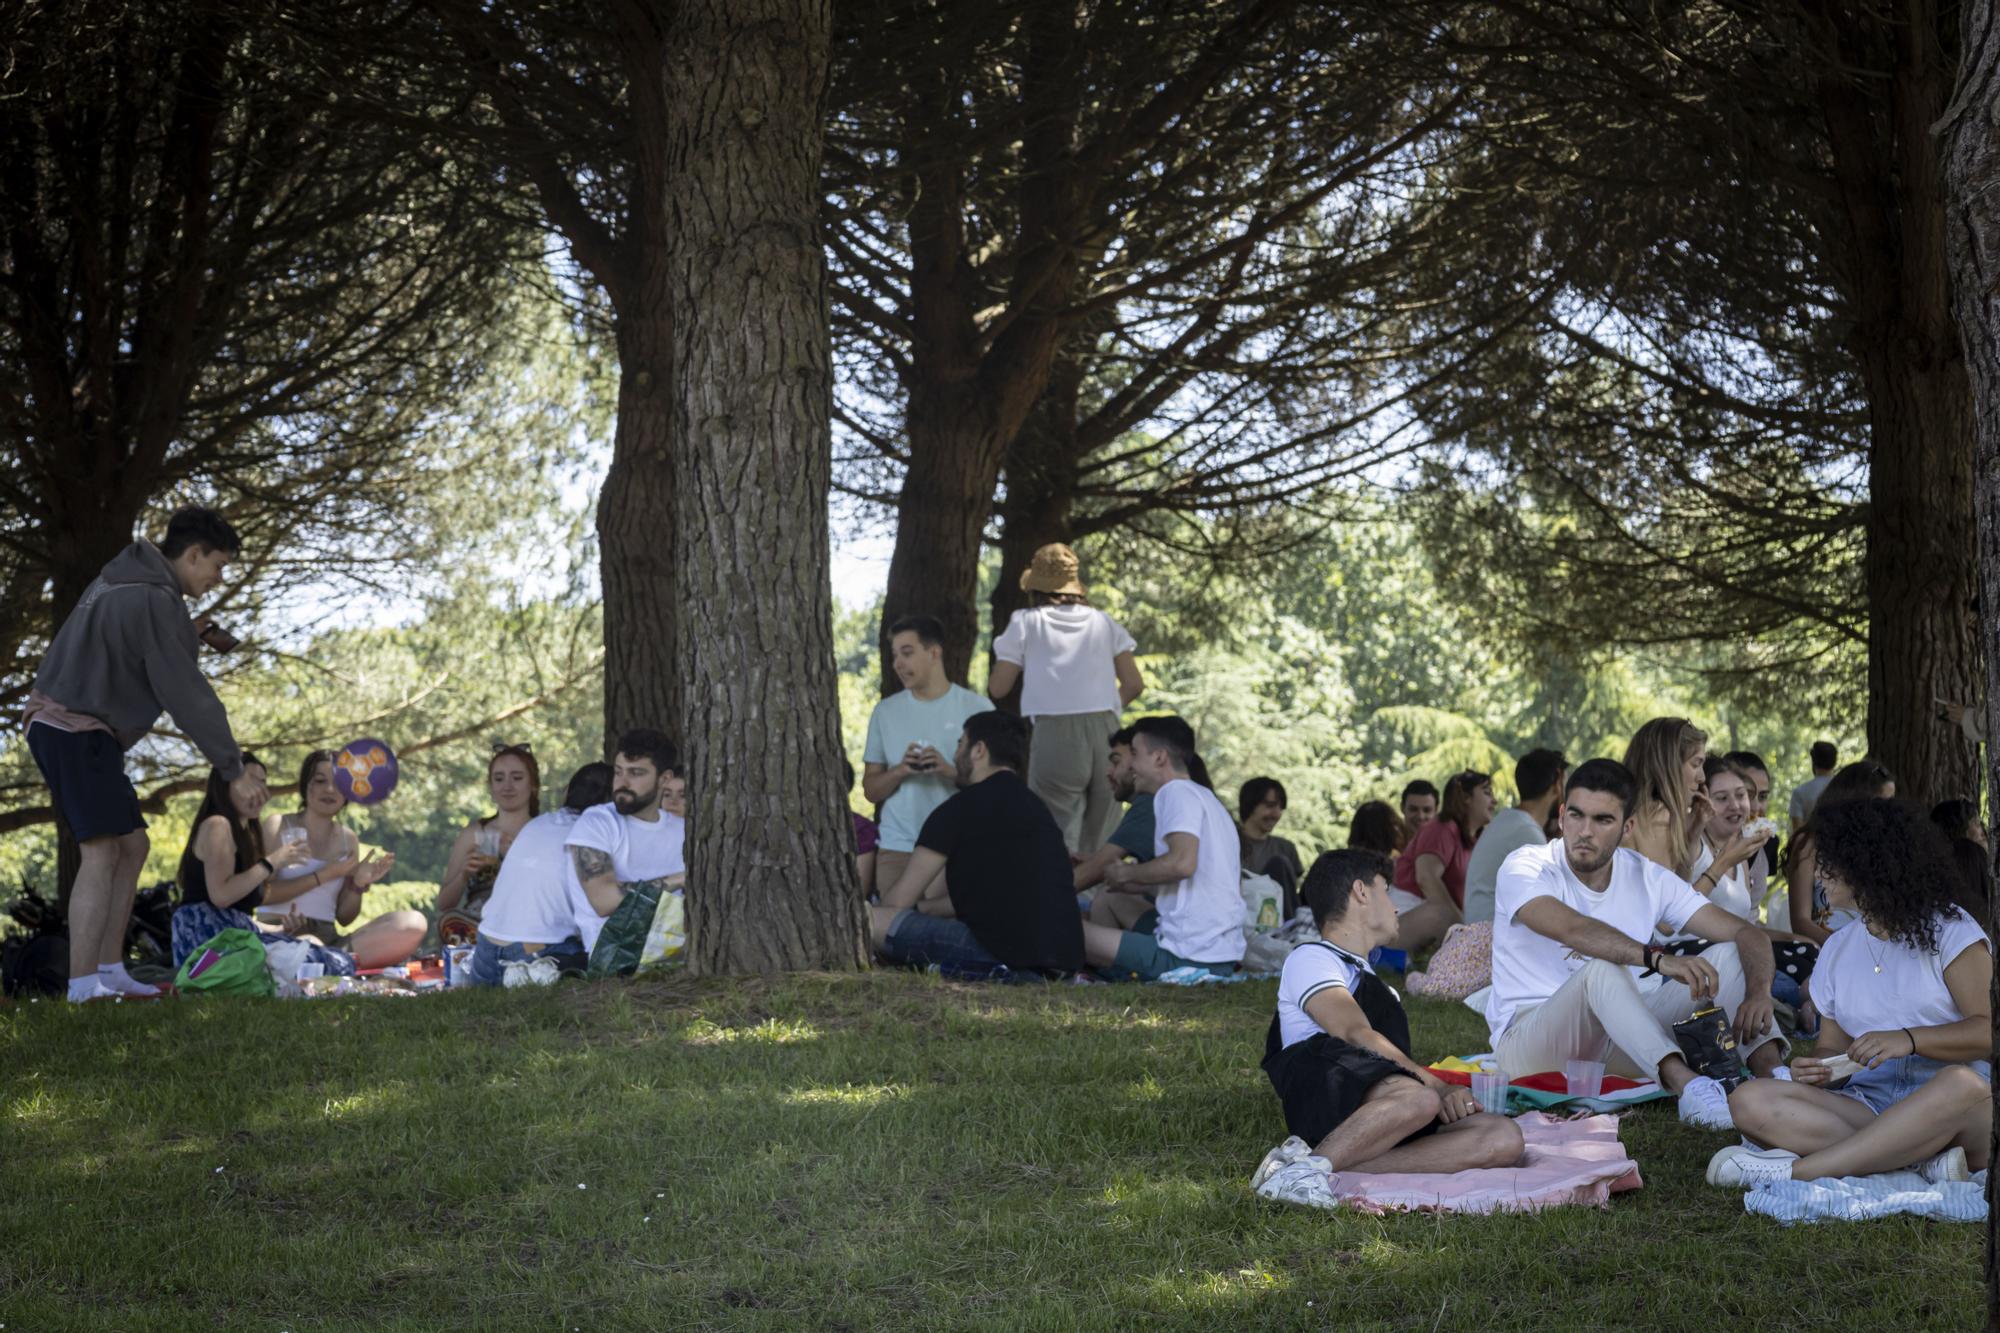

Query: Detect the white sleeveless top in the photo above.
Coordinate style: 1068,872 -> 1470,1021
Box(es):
257,818 -> 350,922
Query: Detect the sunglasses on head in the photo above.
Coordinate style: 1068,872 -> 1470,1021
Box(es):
492,741 -> 534,755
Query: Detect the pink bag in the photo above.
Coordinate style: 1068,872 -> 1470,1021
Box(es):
1406,920 -> 1491,1000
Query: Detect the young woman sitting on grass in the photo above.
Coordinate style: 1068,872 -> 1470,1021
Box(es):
437,742 -> 540,944
260,750 -> 423,969
169,754 -> 347,974
1708,798 -> 1991,1188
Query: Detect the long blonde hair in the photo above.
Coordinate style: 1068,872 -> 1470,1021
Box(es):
1622,717 -> 1707,877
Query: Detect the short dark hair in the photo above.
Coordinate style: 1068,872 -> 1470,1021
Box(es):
563,762 -> 615,812
1303,848 -> 1393,931
1932,798 -> 1980,843
1810,741 -> 1839,770
1109,724 -> 1137,749
887,615 -> 946,649
159,506 -> 242,559
1514,749 -> 1567,803
1724,749 -> 1770,779
1401,779 -> 1439,805
1566,758 -> 1639,818
963,709 -> 1031,772
1238,777 -> 1287,820
1702,754 -> 1754,789
614,728 -> 678,775
1130,715 -> 1196,771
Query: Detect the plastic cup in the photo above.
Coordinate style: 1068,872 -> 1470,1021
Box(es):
297,962 -> 325,981
474,826 -> 502,858
1565,1059 -> 1605,1099
1471,1071 -> 1510,1114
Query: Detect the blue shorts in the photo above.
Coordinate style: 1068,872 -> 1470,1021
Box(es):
1836,1054 -> 1992,1115
27,723 -> 144,844
469,935 -> 586,987
879,910 -> 1007,980
1104,910 -> 1237,983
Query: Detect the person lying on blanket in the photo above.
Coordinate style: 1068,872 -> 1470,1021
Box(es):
1252,849 -> 1525,1209
1486,758 -> 1786,1134
1707,798 -> 1992,1188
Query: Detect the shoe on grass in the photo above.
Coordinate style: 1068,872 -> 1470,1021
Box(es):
1249,1137 -> 1310,1191
1254,1156 -> 1341,1211
1705,1144 -> 1797,1188
1677,1075 -> 1735,1131
1912,1147 -> 1971,1185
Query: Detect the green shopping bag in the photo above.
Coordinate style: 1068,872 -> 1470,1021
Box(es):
174,928 -> 276,997
588,878 -> 686,978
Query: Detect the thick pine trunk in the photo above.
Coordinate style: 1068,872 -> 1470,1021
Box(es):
663,0 -> 865,974
1935,0 -> 1997,1313
878,404 -> 1000,694
598,283 -> 680,755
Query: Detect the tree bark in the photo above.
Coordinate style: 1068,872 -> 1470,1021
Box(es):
663,0 -> 865,974
598,281 -> 680,755
1820,11 -> 1984,806
1935,0 -> 1998,1314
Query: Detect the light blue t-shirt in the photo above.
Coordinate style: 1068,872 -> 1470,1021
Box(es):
862,683 -> 994,851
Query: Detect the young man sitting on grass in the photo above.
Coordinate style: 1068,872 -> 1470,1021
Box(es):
1080,715 -> 1245,980
1253,849 -> 1525,1208
1487,758 -> 1785,1133
868,710 -> 1085,979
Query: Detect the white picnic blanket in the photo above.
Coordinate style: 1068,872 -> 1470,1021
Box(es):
1745,1169 -> 1988,1224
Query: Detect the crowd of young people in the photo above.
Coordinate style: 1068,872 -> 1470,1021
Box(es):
20,511 -> 1996,1206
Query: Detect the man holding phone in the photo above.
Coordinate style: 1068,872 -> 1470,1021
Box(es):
24,506 -> 264,1002
861,615 -> 993,900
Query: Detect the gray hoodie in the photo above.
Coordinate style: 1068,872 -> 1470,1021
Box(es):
32,540 -> 245,781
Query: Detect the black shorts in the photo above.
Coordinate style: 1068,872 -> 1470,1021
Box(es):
27,723 -> 144,843
1263,1032 -> 1436,1147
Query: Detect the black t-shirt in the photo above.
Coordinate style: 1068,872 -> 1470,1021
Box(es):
915,770 -> 1084,972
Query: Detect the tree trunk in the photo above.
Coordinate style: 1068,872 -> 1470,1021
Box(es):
1935,0 -> 1997,1314
1818,21 -> 1983,806
663,0 -> 864,974
986,345 -> 1088,711
877,405 -> 1001,694
598,281 -> 680,757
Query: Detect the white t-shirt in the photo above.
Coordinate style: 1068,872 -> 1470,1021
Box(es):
564,804 -> 687,952
1462,807 -> 1545,925
1149,777 -> 1246,964
991,605 -> 1136,718
1661,837 -> 1755,944
1276,940 -> 1386,1048
1486,840 -> 1709,1047
862,683 -> 994,852
480,809 -> 586,945
1812,907 -> 1990,1039
1788,774 -> 1832,826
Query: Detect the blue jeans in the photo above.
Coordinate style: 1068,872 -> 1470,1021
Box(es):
469,935 -> 585,987
879,910 -> 1006,980
1837,1054 -> 1992,1115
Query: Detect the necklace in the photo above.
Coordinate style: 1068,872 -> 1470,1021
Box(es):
1864,927 -> 1890,974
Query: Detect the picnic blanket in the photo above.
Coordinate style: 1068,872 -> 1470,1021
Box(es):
1332,1111 -> 1642,1215
1744,1169 -> 1989,1225
1428,1055 -> 1675,1114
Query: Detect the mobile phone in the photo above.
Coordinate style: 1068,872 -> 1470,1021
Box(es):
198,622 -> 240,653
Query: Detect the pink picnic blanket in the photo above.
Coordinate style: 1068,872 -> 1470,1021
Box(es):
1332,1111 -> 1643,1215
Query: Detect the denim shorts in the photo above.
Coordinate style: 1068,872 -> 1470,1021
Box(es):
879,910 -> 1006,980
469,935 -> 585,987
1836,1054 -> 1992,1115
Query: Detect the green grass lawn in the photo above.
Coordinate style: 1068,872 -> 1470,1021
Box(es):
0,971 -> 1981,1330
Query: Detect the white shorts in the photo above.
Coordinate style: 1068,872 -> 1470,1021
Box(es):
1389,887 -> 1428,916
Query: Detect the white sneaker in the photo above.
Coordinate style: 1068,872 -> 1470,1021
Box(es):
1705,1144 -> 1797,1188
1249,1137 -> 1311,1191
1254,1156 -> 1342,1211
1912,1147 -> 1971,1184
502,956 -> 562,989
1678,1075 -> 1736,1131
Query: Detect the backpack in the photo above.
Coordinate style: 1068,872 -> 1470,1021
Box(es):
2,933 -> 67,998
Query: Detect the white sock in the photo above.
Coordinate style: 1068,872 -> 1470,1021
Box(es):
97,963 -> 160,995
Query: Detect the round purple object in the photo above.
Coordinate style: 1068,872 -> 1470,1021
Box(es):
332,737 -> 399,806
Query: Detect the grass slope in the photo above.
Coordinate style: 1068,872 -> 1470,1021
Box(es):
0,973 -> 1980,1330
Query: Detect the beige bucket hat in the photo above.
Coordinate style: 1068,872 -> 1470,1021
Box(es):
1019,542 -> 1087,597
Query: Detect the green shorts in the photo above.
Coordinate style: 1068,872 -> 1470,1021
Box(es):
1105,910 -> 1238,982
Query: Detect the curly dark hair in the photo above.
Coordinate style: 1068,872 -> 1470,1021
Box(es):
1811,798 -> 1963,952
